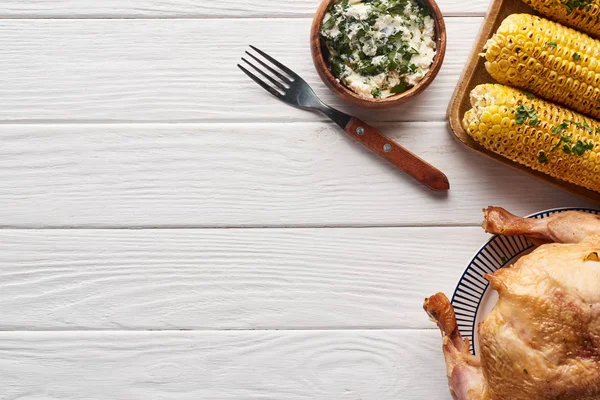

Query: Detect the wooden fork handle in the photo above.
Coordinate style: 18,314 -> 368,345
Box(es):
344,118 -> 450,191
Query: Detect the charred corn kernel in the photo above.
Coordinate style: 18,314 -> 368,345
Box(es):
520,0 -> 600,39
462,84 -> 600,192
484,14 -> 600,120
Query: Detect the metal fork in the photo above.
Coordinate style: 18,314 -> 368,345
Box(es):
238,46 -> 449,191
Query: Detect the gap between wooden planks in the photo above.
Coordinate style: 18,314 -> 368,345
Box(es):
0,17 -> 481,123
0,0 -> 488,18
0,122 -> 590,228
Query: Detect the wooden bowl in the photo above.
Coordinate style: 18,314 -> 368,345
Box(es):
310,0 -> 447,109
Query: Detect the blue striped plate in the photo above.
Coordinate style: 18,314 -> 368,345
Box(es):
451,207 -> 600,355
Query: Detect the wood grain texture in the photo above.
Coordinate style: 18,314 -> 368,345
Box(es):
0,123 -> 591,228
0,227 -> 488,330
0,330 -> 452,400
0,17 -> 480,123
0,0 -> 489,18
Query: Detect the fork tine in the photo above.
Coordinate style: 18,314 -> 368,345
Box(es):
245,51 -> 292,83
241,57 -> 288,91
249,45 -> 297,80
237,64 -> 284,99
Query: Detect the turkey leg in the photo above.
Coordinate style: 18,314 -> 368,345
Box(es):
424,293 -> 486,400
483,207 -> 600,243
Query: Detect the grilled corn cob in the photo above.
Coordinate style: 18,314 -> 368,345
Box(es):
484,14 -> 600,120
463,84 -> 600,192
520,0 -> 600,39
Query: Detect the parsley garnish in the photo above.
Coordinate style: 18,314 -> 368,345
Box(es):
552,134 -> 572,152
566,119 -> 583,129
552,122 -> 571,153
515,105 -> 540,126
320,0 -> 433,99
552,122 -> 569,135
322,16 -> 336,31
547,42 -> 558,47
523,92 -> 535,99
524,368 -> 528,374
371,87 -> 382,98
573,53 -> 582,62
538,151 -> 548,164
550,121 -> 595,156
358,61 -> 382,75
561,0 -> 593,14
572,140 -> 595,155
391,81 -> 409,94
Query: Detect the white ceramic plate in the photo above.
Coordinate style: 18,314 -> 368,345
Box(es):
451,207 -> 600,355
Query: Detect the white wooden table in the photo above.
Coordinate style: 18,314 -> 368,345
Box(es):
0,1 -> 594,399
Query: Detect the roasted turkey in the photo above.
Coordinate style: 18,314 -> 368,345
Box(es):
424,207 -> 600,400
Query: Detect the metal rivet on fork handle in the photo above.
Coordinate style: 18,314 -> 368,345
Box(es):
356,127 -> 365,135
384,144 -> 392,152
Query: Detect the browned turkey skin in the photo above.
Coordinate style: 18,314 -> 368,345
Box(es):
425,207 -> 600,400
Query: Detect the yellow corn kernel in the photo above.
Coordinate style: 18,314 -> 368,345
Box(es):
484,14 -> 600,120
521,0 -> 600,39
462,84 -> 600,193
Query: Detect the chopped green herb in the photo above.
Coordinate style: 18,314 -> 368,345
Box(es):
538,151 -> 548,164
552,122 -> 573,152
371,87 -> 382,98
572,140 -> 595,156
552,122 -> 569,135
322,16 -> 336,31
391,81 -> 409,94
573,53 -> 582,62
320,0 -> 435,99
524,368 -> 528,374
331,59 -> 347,78
388,3 -> 408,14
515,105 -> 540,126
358,61 -> 382,75
523,91 -> 535,99
560,0 -> 593,14
550,121 -> 595,156
553,138 -> 567,152
547,42 -> 558,48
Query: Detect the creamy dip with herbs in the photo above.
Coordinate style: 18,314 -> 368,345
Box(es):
321,0 -> 436,99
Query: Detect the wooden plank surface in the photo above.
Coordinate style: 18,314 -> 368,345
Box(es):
0,227 -> 488,330
0,17 -> 481,123
0,330 -> 451,400
0,2 -> 581,399
0,0 -> 488,18
0,122 -> 590,228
